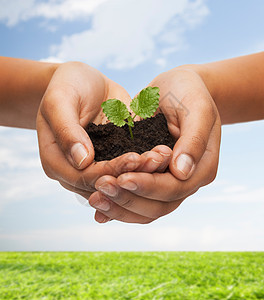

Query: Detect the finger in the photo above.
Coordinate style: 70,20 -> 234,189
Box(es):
116,121 -> 221,201
195,117 -> 221,187
155,73 -> 218,180
169,97 -> 217,180
94,211 -> 112,223
134,145 -> 172,174
40,88 -> 94,170
37,118 -> 145,191
117,172 -> 191,201
89,192 -> 154,224
78,151 -> 145,189
136,151 -> 163,173
94,175 -> 182,219
150,145 -> 172,172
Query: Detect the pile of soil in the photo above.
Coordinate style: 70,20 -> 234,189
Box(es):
85,113 -> 176,161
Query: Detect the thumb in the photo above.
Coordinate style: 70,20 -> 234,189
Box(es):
105,78 -> 132,108
40,89 -> 94,170
169,100 -> 217,180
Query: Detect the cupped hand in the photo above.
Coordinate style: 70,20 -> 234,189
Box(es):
89,66 -> 221,224
37,62 -> 168,200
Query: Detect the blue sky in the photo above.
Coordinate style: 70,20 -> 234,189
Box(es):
0,0 -> 263,251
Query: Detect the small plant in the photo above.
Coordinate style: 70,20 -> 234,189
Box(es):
101,86 -> 160,139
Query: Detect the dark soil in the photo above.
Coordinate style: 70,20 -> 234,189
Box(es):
85,113 -> 176,161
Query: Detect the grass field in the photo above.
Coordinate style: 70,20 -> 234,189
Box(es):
0,252 -> 264,299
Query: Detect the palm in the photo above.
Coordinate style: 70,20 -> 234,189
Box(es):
78,76 -> 132,128
37,63 -> 136,193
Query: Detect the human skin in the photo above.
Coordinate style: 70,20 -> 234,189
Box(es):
90,68 -> 221,223
0,57 -> 217,224
0,57 -> 169,208
90,52 -> 264,224
1,54 -> 264,224
37,62 -> 170,202
0,57 -> 58,129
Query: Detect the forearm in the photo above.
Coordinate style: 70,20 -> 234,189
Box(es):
191,52 -> 264,124
0,57 -> 59,129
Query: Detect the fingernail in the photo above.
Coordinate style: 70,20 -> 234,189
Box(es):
92,200 -> 110,212
124,161 -> 139,172
119,181 -> 137,191
96,214 -> 110,223
71,143 -> 88,167
98,183 -> 117,197
152,158 -> 163,164
175,154 -> 194,177
160,152 -> 171,157
143,158 -> 162,171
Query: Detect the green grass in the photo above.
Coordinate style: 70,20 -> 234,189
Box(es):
0,252 -> 264,299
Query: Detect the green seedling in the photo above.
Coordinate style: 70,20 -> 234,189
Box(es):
101,86 -> 160,139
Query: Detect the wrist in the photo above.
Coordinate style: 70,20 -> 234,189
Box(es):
25,61 -> 60,129
175,64 -> 219,101
0,58 -> 60,129
43,63 -> 60,87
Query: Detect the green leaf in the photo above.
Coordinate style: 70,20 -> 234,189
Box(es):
130,86 -> 160,119
101,99 -> 130,127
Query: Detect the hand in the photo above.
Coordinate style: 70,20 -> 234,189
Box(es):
36,62 -> 170,202
89,66 -> 221,223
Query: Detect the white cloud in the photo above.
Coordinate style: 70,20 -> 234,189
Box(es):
0,0 -> 108,26
0,169 -> 61,212
223,185 -> 247,194
0,128 -> 60,212
232,41 -> 264,60
193,182 -> 264,204
0,0 -> 34,26
44,0 -> 209,69
1,127 -> 263,251
1,223 -> 263,251
0,0 -> 209,70
0,128 -> 39,169
222,120 -> 264,135
32,0 -> 109,21
250,42 -> 264,54
39,56 -> 64,63
155,58 -> 167,67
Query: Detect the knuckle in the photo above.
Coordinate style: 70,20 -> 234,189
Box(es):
166,188 -> 183,202
120,197 -> 134,209
149,204 -> 168,219
205,100 -> 217,121
115,210 -> 127,222
59,181 -> 67,189
76,174 -> 95,192
120,153 -> 140,172
102,161 -> 117,176
190,133 -> 207,154
54,125 -> 72,149
208,159 -> 219,183
140,218 -> 155,224
40,95 -> 51,116
200,100 -> 218,126
42,165 -> 56,180
40,90 -> 60,118
207,168 -> 218,184
59,181 -> 72,192
159,202 -> 172,217
201,161 -> 218,186
167,199 -> 183,213
40,157 -> 56,180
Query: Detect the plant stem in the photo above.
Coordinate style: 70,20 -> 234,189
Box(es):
128,125 -> 134,140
